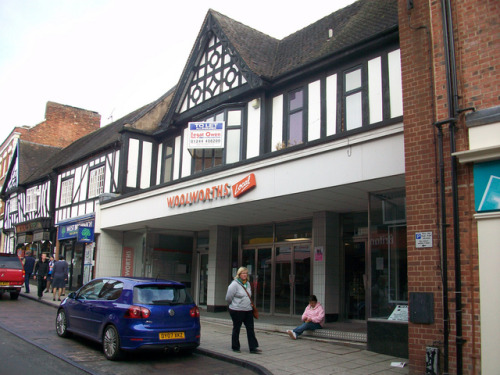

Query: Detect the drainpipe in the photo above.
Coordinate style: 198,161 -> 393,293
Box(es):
440,1 -> 464,374
434,120 -> 450,374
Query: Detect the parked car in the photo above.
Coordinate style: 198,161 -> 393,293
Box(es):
0,254 -> 25,300
55,277 -> 200,360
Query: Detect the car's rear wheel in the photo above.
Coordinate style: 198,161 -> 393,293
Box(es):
9,292 -> 19,300
56,309 -> 71,338
103,325 -> 122,360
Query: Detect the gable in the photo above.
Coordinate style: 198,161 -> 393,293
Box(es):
162,11 -> 267,127
2,144 -> 19,195
179,33 -> 248,114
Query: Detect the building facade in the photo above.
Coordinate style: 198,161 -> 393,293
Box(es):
97,0 -> 406,338
399,0 -> 498,374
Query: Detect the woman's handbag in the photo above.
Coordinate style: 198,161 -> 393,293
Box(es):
239,282 -> 259,319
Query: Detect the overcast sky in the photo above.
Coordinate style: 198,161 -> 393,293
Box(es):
0,0 -> 356,143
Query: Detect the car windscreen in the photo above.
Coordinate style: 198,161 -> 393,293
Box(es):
133,285 -> 194,305
0,257 -> 23,270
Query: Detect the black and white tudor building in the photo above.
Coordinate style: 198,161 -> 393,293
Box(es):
4,0 -> 408,324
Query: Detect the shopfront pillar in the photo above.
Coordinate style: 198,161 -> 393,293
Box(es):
207,225 -> 231,312
313,211 -> 341,322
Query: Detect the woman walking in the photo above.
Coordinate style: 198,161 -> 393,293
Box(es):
225,267 -> 261,354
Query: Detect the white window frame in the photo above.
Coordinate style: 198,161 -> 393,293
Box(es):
26,187 -> 38,213
10,194 -> 18,212
88,166 -> 105,198
60,178 -> 74,206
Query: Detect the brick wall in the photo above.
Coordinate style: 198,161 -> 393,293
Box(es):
399,0 -> 498,373
22,101 -> 101,148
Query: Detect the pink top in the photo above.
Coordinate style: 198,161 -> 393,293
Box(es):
302,301 -> 325,327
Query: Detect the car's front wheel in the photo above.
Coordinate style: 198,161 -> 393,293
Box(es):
103,325 -> 122,360
56,309 -> 71,338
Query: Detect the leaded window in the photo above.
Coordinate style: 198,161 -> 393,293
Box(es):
88,166 -> 105,198
181,35 -> 247,112
26,187 -> 38,213
60,178 -> 74,206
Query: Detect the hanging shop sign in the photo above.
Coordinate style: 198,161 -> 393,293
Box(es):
77,226 -> 94,243
188,122 -> 225,149
166,173 -> 256,208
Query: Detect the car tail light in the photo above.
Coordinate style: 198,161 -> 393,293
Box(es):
190,306 -> 200,318
125,305 -> 151,319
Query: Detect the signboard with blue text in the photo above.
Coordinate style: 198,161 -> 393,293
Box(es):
474,160 -> 500,212
188,122 -> 225,149
58,220 -> 94,241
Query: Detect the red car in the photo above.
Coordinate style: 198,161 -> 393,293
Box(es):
0,254 -> 25,300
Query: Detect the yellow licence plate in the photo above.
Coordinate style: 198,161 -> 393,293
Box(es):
159,332 -> 185,340
0,282 -> 9,286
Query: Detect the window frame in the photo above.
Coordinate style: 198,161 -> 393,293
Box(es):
88,165 -> 105,199
283,87 -> 306,147
26,187 -> 39,213
191,107 -> 244,174
60,177 -> 74,207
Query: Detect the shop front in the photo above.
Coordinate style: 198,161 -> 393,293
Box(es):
15,220 -> 53,259
56,214 -> 95,290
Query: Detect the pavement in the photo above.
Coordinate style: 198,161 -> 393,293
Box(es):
20,288 -> 409,375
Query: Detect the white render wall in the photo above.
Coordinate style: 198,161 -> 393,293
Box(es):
94,229 -> 123,278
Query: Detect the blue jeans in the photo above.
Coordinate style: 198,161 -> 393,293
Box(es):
293,321 -> 322,337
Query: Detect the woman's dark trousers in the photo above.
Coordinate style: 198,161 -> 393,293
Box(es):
229,309 -> 259,351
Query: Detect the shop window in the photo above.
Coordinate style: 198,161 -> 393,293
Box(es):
88,165 -> 105,198
26,187 -> 39,212
60,178 -> 74,206
275,219 -> 312,242
369,189 -> 407,318
242,224 -> 274,245
192,109 -> 242,173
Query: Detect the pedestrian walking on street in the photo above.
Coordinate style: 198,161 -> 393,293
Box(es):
287,295 -> 325,340
52,256 -> 68,301
45,255 -> 55,292
22,251 -> 36,293
225,266 -> 261,354
34,253 -> 49,300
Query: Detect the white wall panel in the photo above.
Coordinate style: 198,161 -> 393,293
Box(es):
368,57 -> 383,124
127,139 -> 139,187
326,74 -> 337,136
388,49 -> 403,118
246,100 -> 260,159
181,128 -> 192,178
271,95 -> 283,151
308,80 -> 321,141
174,136 -> 181,180
140,141 -> 152,189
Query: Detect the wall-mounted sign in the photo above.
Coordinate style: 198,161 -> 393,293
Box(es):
188,122 -> 225,149
121,247 -> 134,277
232,173 -> 256,198
415,231 -> 432,248
474,160 -> 500,212
167,173 -> 257,208
58,220 -> 94,240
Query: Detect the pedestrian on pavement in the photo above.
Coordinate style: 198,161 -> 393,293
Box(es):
34,253 -> 49,300
52,255 -> 69,301
225,266 -> 261,354
45,255 -> 55,293
287,295 -> 325,340
22,250 -> 36,293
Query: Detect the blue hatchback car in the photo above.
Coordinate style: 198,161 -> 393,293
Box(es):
55,277 -> 201,360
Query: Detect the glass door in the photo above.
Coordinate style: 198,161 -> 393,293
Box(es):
344,240 -> 366,320
198,253 -> 208,306
274,243 -> 311,315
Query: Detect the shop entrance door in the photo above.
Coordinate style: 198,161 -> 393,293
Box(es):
242,248 -> 272,314
344,241 -> 366,320
198,253 -> 208,307
274,244 -> 311,315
